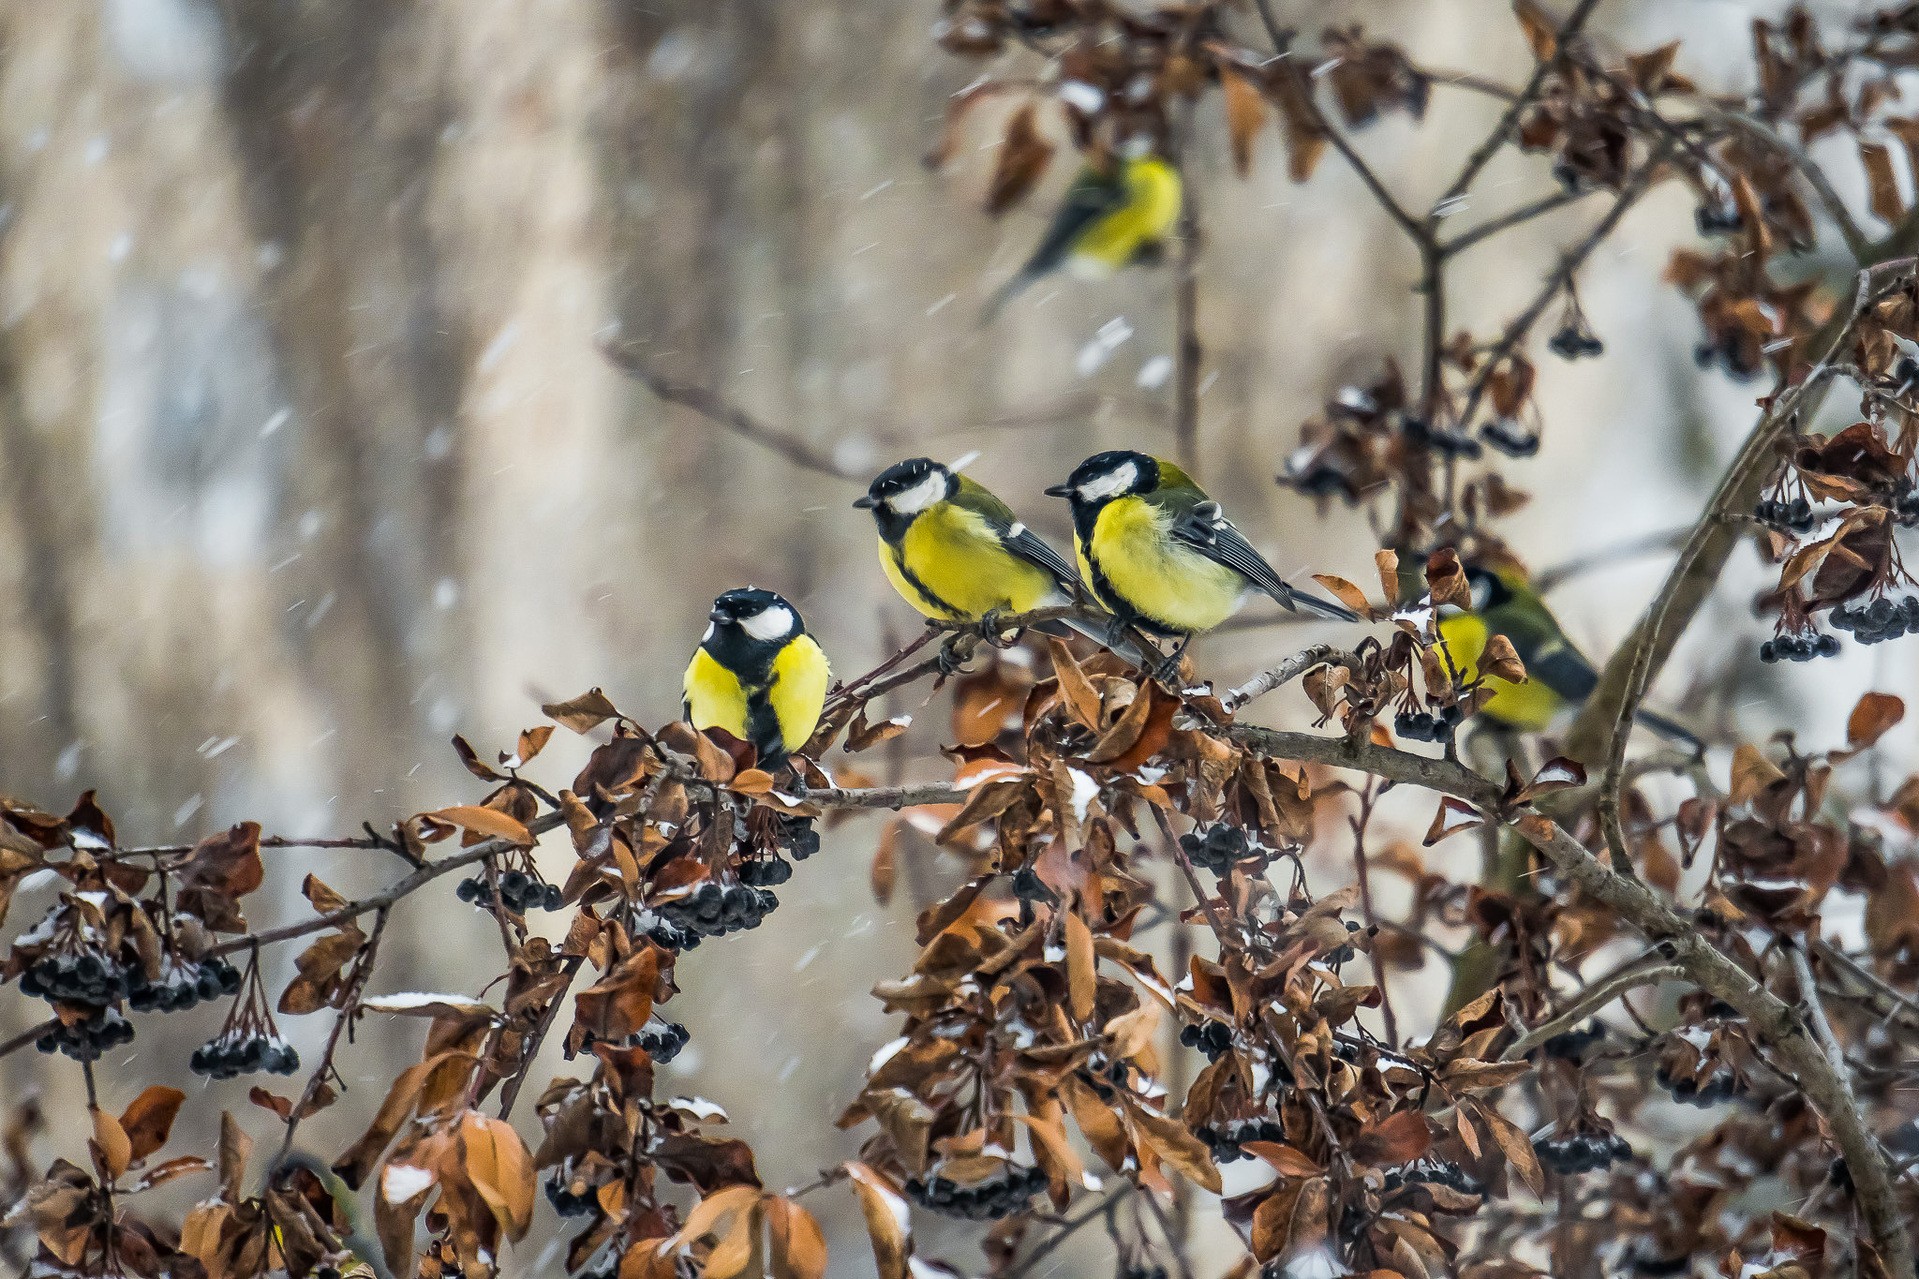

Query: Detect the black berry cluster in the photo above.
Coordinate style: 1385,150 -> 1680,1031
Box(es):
127,955 -> 242,1014
1481,418 -> 1541,459
1178,1019 -> 1233,1061
35,1006 -> 134,1061
657,882 -> 778,938
1893,481 -> 1919,525
1395,705 -> 1461,743
1654,1058 -> 1741,1107
1179,825 -> 1247,873
1533,1125 -> 1632,1176
190,1030 -> 300,1080
903,1164 -> 1047,1220
1539,1020 -> 1607,1063
643,917 -> 702,953
1381,1157 -> 1483,1197
456,870 -> 564,913
1324,919 -> 1361,966
1753,495 -> 1816,535
1547,325 -> 1603,360
1759,630 -> 1839,663
1196,1117 -> 1282,1163
638,1020 -> 690,1064
1831,596 -> 1919,645
780,816 -> 819,860
21,948 -> 143,1006
1695,201 -> 1743,235
737,855 -> 793,887
1401,414 -> 1482,459
544,1171 -> 599,1219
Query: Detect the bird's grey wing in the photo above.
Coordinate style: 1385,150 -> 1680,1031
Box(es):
1170,502 -> 1359,622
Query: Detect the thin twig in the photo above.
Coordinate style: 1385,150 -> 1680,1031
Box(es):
1441,188 -> 1594,257
1171,103 -> 1203,473
1433,0 -> 1607,212
496,955 -> 586,1121
1003,1183 -> 1135,1279
1221,644 -> 1356,712
600,337 -> 857,481
1456,144 -> 1674,433
1249,3 -> 1424,240
1532,524 -> 1689,593
277,906 -> 390,1162
1501,961 -> 1683,1060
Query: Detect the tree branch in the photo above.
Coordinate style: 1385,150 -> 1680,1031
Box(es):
1433,0 -> 1607,212
1222,724 -> 1914,1278
1573,260 -> 1913,780
1501,960 -> 1684,1060
599,336 -> 857,481
1220,644 -> 1355,712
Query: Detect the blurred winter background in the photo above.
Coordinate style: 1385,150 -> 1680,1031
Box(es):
0,0 -> 1897,1273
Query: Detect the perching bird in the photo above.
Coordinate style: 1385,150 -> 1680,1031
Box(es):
683,588 -> 831,768
983,153 -> 1183,321
1438,559 -> 1699,746
1044,450 -> 1360,656
856,456 -> 1085,620
856,456 -> 1149,666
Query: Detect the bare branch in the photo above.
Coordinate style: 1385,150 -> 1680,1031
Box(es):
1220,644 -> 1356,712
1502,960 -> 1684,1060
600,336 -> 857,481
1433,0 -> 1607,212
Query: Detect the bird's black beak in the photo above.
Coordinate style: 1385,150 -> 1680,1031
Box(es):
1043,483 -> 1074,498
852,494 -> 879,510
708,606 -> 729,624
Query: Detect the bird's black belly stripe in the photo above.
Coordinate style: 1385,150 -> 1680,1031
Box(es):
745,686 -> 785,765
891,545 -> 966,618
1080,545 -> 1186,639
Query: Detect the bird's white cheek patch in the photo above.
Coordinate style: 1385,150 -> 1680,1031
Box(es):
701,623 -> 715,642
888,472 -> 949,515
1078,462 -> 1137,502
741,606 -> 795,642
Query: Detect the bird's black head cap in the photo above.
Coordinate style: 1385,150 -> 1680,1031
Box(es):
1045,450 -> 1159,507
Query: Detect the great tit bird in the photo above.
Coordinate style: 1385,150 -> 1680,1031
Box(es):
984,154 -> 1183,321
857,456 -> 1153,668
1438,560 -> 1699,746
856,456 -> 1081,621
683,588 -> 831,768
1044,450 -> 1361,652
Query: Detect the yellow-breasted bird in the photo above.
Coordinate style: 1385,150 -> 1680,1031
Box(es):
856,456 -> 1149,665
856,456 -> 1078,621
1438,560 -> 1699,746
683,588 -> 830,768
1045,450 -> 1360,659
983,154 -> 1183,321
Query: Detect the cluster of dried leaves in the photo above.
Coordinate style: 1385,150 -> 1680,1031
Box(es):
10,2 -> 1919,1279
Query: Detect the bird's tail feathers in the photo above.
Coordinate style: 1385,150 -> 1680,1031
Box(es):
979,271 -> 1035,326
1280,583 -> 1362,623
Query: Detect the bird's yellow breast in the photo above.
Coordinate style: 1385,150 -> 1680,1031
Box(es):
684,648 -> 751,740
1072,159 -> 1182,273
1435,611 -> 1557,731
880,504 -> 1057,621
767,634 -> 830,751
1081,496 -> 1244,635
